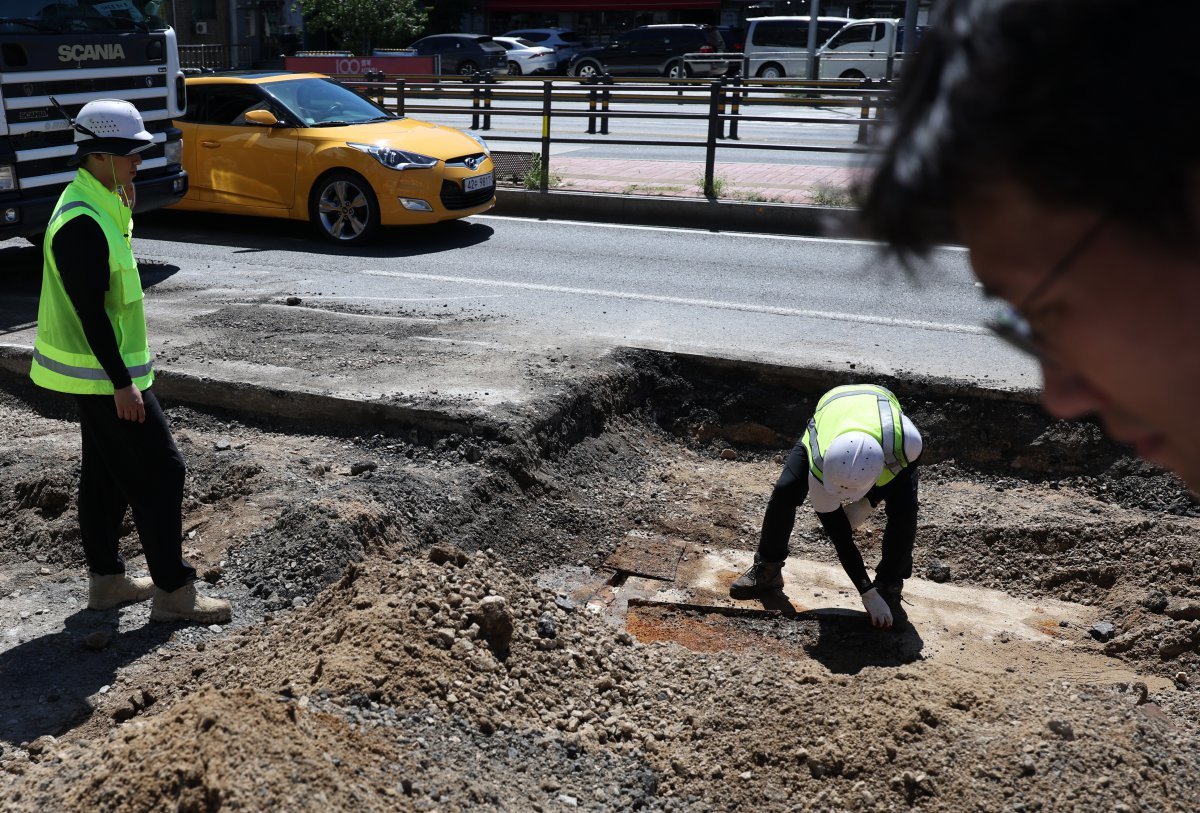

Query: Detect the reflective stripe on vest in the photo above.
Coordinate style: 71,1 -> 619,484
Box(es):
52,200 -> 99,222
806,386 -> 908,483
31,349 -> 152,382
30,168 -> 152,395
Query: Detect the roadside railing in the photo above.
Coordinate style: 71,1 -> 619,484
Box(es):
337,73 -> 891,197
179,44 -> 228,71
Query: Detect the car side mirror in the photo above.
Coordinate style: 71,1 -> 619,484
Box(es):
244,109 -> 279,127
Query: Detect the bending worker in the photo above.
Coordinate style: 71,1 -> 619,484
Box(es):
30,99 -> 230,624
730,384 -> 922,630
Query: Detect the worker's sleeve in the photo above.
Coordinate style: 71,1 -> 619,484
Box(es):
816,508 -> 873,594
880,462 -> 919,554
53,217 -> 133,390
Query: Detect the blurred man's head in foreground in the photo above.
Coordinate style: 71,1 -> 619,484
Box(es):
862,0 -> 1200,492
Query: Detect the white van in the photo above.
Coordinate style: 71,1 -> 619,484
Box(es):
743,16 -> 851,79
816,18 -> 926,81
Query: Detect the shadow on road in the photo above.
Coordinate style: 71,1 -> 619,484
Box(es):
0,609 -> 172,744
0,241 -> 180,335
135,209 -> 495,259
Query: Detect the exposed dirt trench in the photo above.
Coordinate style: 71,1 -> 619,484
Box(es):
2,350 -> 1199,812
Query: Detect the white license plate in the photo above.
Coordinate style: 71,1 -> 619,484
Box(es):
464,172 -> 493,193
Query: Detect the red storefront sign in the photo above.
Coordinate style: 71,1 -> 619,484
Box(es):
488,1 -> 720,10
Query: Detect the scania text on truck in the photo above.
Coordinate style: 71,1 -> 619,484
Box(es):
0,1 -> 188,243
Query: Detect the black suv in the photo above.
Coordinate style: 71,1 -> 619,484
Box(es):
408,34 -> 509,76
568,25 -> 727,79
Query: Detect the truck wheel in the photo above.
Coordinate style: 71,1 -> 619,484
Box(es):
757,63 -> 785,80
573,60 -> 601,79
839,69 -> 866,80
309,172 -> 380,246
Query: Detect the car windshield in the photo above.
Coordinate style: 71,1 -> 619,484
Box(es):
0,0 -> 167,32
265,77 -> 396,127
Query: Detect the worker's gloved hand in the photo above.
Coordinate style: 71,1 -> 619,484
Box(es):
860,587 -> 893,630
843,497 -> 872,530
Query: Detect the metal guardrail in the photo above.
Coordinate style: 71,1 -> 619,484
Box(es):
337,73 -> 891,197
179,44 -> 228,71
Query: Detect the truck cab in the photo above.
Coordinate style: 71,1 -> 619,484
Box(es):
0,1 -> 188,242
817,18 -> 927,82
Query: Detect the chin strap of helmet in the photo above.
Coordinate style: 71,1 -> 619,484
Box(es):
110,156 -> 132,209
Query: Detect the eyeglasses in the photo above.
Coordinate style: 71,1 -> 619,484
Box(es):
985,213 -> 1112,358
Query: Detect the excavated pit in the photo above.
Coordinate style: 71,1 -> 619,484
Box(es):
2,349 -> 1199,812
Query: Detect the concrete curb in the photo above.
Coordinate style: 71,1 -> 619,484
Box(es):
495,188 -> 864,237
0,343 -> 1039,440
0,344 -> 488,437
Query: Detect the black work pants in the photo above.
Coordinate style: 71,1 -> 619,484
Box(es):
757,438 -> 919,593
75,389 -> 195,592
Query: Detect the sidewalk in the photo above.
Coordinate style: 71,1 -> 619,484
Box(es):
499,154 -> 863,206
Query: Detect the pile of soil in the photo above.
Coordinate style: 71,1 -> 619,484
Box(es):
2,354 -> 1199,812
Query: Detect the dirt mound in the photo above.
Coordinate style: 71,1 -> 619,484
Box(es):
4,360 -> 1200,812
8,550 -> 1200,812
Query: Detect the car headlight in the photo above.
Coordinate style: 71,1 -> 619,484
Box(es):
348,142 -> 438,171
164,140 -> 182,167
0,164 -> 15,192
464,133 -> 490,156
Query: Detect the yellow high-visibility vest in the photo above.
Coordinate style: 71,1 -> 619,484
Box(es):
802,384 -> 908,488
30,169 -> 153,395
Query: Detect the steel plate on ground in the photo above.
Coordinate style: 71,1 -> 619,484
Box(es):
603,531 -> 685,581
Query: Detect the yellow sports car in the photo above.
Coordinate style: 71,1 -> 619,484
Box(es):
171,72 -> 495,244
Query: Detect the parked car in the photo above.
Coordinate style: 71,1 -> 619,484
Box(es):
743,16 -> 851,79
717,25 -> 747,75
171,72 -> 496,245
491,36 -> 557,75
718,25 -> 746,53
407,33 -> 509,76
568,24 -> 728,80
816,18 -> 927,81
501,27 -> 583,70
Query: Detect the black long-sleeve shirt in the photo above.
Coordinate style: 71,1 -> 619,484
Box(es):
52,214 -> 132,390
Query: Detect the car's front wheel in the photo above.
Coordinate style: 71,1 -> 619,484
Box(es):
309,172 -> 380,246
573,60 -> 601,79
665,59 -> 691,80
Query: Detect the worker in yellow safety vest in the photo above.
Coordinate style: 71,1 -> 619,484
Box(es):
730,384 -> 923,630
30,99 -> 230,624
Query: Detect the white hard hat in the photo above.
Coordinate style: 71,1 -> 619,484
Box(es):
69,99 -> 154,163
822,431 -> 884,501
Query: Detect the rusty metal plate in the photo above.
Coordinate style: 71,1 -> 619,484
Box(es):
603,532 -> 685,581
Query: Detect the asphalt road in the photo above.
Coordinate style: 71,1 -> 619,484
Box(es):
0,209 -> 1037,394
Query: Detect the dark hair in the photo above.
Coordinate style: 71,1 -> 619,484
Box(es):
861,0 -> 1200,256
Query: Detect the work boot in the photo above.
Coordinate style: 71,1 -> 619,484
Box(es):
872,577 -> 907,625
87,573 -> 155,610
150,582 -> 232,624
729,556 -> 785,599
